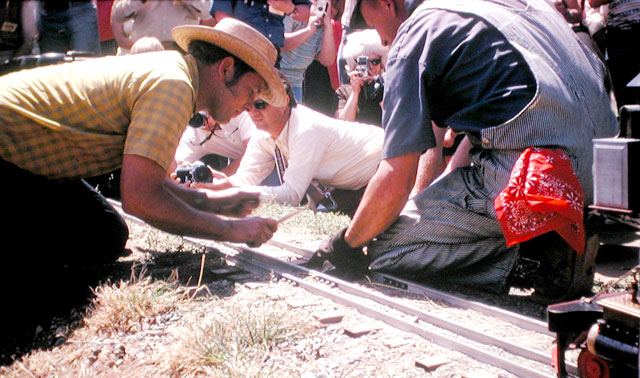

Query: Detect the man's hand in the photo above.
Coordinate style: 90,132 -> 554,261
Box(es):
307,15 -> 321,31
348,70 -> 367,93
230,217 -> 278,247
170,164 -> 229,188
306,228 -> 369,272
186,179 -> 232,191
443,128 -> 458,148
552,0 -> 582,24
308,0 -> 331,27
202,187 -> 261,217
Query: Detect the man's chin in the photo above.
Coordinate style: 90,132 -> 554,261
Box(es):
250,116 -> 264,125
213,113 -> 231,125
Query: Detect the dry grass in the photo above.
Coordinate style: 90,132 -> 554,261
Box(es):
83,269 -> 182,336
0,261 -> 317,378
160,291 -> 315,377
253,201 -> 351,237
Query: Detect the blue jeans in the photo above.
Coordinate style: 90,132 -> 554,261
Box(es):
38,2 -> 101,55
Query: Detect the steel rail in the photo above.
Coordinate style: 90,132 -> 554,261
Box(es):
107,200 -> 575,376
285,273 -> 555,378
262,238 -> 578,376
267,239 -> 552,336
215,240 -> 557,378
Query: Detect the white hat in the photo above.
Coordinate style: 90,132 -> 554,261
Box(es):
172,18 -> 287,107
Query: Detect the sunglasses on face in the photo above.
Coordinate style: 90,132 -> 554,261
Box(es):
369,58 -> 381,66
253,100 -> 269,110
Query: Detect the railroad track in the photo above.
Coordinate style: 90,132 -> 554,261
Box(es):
109,200 -> 576,377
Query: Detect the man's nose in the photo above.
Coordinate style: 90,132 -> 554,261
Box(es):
244,93 -> 258,111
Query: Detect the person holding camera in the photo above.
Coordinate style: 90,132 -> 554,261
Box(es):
172,109 -> 283,188
173,110 -> 256,178
334,29 -> 387,127
199,71 -> 383,217
279,0 -> 337,103
210,0 -> 311,62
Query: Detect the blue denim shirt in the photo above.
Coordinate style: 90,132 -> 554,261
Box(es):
211,0 -> 310,47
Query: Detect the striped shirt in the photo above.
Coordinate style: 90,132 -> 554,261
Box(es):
0,51 -> 197,179
280,17 -> 324,88
607,0 -> 640,29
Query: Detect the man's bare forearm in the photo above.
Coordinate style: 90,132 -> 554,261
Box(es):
410,124 -> 445,197
120,155 -> 232,239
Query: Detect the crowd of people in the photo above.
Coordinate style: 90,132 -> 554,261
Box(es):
0,1 -> 637,343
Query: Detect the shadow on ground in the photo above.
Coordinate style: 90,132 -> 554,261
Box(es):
0,246 -> 231,367
0,260 -> 133,365
595,245 -> 639,281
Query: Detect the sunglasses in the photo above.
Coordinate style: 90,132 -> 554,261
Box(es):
369,58 -> 381,66
253,100 -> 268,110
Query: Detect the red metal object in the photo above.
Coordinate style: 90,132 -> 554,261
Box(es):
578,350 -> 610,378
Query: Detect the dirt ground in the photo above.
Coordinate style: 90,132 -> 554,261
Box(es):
0,218 -> 637,377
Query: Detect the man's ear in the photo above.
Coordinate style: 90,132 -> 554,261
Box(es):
376,0 -> 402,17
386,0 -> 400,16
217,56 -> 236,83
364,0 -> 399,18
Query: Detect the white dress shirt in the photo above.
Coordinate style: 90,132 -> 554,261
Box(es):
229,105 -> 383,205
174,112 -> 255,163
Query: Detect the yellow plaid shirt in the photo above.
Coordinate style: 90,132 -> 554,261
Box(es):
0,51 -> 198,179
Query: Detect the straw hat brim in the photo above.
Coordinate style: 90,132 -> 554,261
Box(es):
172,25 -> 287,107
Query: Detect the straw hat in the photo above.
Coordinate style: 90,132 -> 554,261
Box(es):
172,18 -> 286,107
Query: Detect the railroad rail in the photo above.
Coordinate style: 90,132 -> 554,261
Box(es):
108,200 -> 578,377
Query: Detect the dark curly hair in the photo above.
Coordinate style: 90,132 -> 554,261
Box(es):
188,40 -> 255,86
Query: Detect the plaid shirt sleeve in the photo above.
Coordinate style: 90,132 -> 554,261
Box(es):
124,77 -> 195,171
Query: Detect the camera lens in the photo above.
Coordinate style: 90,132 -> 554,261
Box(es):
192,165 -> 213,183
188,111 -> 207,128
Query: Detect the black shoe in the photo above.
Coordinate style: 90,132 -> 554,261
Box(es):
304,252 -> 369,275
305,229 -> 369,274
531,231 -> 598,303
516,215 -> 599,304
506,256 -> 541,289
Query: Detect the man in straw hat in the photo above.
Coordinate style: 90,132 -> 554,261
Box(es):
308,0 -> 618,302
0,18 -> 285,338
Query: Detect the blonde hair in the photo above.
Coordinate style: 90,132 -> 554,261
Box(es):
341,29 -> 388,72
131,37 -> 165,54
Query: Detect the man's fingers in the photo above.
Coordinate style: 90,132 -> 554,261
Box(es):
265,218 -> 278,233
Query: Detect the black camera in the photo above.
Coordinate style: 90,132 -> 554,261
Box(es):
356,55 -> 369,78
175,161 -> 213,183
188,111 -> 207,128
363,73 -> 385,102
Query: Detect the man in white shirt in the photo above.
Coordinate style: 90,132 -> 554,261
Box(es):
208,72 -> 383,216
174,111 -> 256,176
